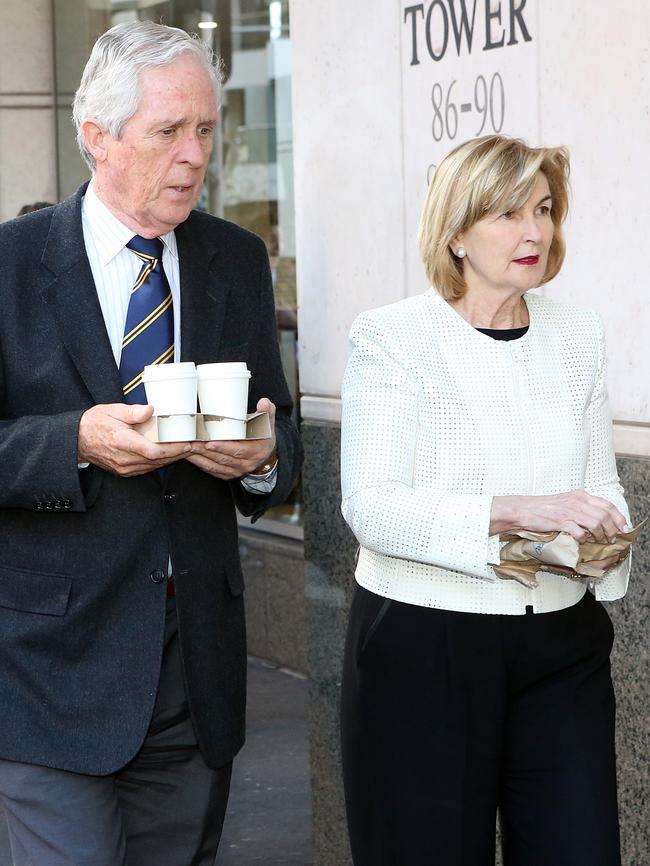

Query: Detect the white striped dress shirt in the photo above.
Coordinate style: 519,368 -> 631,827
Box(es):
81,182 -> 181,366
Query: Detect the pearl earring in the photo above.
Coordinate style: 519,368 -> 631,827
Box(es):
456,247 -> 466,259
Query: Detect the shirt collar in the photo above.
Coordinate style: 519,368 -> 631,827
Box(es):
82,181 -> 178,265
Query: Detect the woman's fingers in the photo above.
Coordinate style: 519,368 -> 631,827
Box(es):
573,504 -> 613,542
554,491 -> 624,543
491,491 -> 628,540
515,490 -> 627,539
558,520 -> 590,543
576,496 -> 626,543
589,553 -> 624,571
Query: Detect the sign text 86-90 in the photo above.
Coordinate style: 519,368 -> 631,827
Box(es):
431,73 -> 505,142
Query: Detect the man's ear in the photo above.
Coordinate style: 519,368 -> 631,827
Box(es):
81,119 -> 110,164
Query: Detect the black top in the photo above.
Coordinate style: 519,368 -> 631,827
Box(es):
476,326 -> 529,342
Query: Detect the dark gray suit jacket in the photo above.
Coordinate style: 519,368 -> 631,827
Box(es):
0,185 -> 302,774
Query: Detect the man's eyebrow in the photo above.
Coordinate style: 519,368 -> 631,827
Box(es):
150,117 -> 216,127
149,118 -> 182,129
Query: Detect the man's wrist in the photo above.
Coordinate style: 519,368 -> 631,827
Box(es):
249,449 -> 278,477
241,458 -> 278,495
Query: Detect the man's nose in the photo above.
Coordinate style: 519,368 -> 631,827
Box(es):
178,133 -> 208,167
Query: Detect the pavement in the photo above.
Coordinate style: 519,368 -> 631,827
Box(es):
0,659 -> 312,865
218,659 -> 313,865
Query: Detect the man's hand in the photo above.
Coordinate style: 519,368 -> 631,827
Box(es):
185,398 -> 278,481
78,403 -> 191,477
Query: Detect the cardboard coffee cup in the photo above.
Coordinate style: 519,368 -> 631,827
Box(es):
204,416 -> 247,440
142,362 -> 198,441
196,363 -> 251,440
154,414 -> 197,441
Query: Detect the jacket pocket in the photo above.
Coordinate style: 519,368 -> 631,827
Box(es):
359,593 -> 393,656
0,564 -> 72,616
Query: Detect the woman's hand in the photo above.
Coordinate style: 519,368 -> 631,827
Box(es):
490,489 -> 627,544
588,552 -> 627,571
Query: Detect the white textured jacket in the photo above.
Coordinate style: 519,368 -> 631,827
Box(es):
341,290 -> 631,615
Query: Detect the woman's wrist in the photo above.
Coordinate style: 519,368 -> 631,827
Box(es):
489,495 -> 523,535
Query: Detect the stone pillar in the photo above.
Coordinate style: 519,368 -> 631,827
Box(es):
0,0 -> 57,221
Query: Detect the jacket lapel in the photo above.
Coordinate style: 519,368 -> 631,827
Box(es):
39,185 -> 123,405
176,215 -> 229,365
166,216 -> 229,484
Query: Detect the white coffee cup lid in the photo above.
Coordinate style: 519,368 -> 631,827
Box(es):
143,362 -> 197,381
197,362 -> 251,379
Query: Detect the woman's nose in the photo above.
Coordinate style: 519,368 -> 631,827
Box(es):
523,215 -> 543,242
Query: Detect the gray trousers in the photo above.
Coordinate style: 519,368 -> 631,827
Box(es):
0,597 -> 232,866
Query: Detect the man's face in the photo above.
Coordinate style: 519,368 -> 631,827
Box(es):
92,55 -> 217,237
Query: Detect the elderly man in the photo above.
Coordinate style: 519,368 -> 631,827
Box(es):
0,20 -> 302,866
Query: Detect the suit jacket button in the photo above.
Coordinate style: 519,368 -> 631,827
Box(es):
150,569 -> 166,584
34,502 -> 44,511
53,500 -> 63,510
163,491 -> 176,503
44,501 -> 54,511
63,500 -> 73,509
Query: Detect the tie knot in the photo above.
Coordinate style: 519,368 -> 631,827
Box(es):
127,235 -> 164,261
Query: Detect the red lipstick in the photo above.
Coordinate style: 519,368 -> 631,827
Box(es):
513,255 -> 540,266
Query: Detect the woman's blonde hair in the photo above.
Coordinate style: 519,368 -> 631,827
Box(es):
418,135 -> 570,300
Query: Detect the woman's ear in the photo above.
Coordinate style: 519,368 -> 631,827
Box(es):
450,236 -> 466,259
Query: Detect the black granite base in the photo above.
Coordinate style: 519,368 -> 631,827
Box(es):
303,420 -> 650,866
303,421 -> 356,866
611,459 -> 650,866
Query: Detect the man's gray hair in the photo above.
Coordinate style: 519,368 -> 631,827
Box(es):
72,20 -> 222,171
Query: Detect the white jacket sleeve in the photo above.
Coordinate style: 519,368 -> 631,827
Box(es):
583,314 -> 631,601
340,311 -> 495,580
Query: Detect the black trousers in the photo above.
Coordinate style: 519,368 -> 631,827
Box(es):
0,596 -> 232,866
341,586 -> 621,866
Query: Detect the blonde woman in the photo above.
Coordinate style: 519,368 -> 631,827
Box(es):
340,135 -> 630,866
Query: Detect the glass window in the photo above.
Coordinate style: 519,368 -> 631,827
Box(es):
53,0 -> 301,531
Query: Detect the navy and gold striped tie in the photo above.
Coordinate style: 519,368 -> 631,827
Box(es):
119,235 -> 174,405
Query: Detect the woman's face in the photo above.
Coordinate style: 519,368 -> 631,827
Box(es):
455,172 -> 555,297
